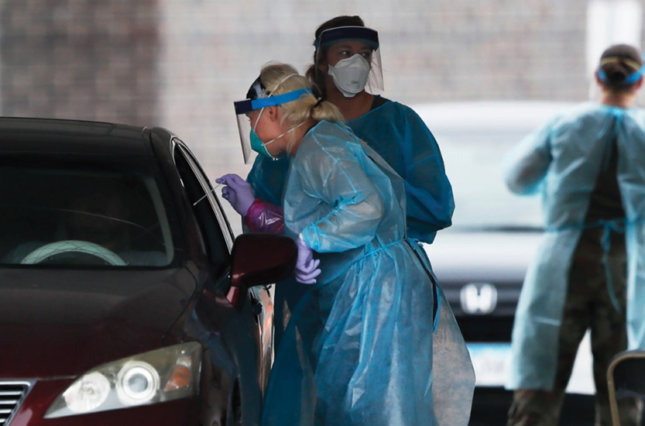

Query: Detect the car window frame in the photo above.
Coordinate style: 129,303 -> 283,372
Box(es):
172,139 -> 233,271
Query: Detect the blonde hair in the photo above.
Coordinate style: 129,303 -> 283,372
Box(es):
260,63 -> 344,128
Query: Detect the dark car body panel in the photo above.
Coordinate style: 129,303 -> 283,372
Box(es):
0,268 -> 196,377
0,117 -> 292,425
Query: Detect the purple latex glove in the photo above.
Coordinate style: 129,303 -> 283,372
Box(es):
216,174 -> 255,216
295,237 -> 321,285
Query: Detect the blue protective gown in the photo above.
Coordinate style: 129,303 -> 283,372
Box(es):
503,103 -> 645,390
261,120 -> 473,426
247,96 -> 455,357
246,96 -> 454,243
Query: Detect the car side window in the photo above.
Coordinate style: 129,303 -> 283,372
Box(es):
173,144 -> 230,274
0,156 -> 173,268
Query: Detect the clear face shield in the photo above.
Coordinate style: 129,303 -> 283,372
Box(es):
234,77 -> 264,164
234,76 -> 312,163
314,26 -> 383,95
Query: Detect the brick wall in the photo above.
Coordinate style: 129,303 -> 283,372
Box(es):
0,1 -> 642,179
380,1 -> 589,102
0,0 -> 160,125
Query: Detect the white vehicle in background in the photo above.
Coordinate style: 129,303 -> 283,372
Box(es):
412,101 -> 595,421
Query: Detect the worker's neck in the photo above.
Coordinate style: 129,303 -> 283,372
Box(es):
326,89 -> 374,121
601,91 -> 636,109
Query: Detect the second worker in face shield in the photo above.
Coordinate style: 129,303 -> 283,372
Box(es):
226,15 -> 455,354
222,63 -> 473,426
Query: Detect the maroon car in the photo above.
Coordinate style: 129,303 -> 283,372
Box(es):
0,117 -> 296,425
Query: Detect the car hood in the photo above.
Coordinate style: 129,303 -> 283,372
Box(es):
0,267 -> 197,378
424,229 -> 543,281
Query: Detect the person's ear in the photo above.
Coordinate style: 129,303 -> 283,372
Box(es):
594,71 -> 603,86
265,105 -> 280,122
635,76 -> 643,90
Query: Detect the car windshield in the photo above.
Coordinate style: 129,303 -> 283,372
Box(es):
0,156 -> 175,268
437,127 -> 543,230
414,102 -> 574,232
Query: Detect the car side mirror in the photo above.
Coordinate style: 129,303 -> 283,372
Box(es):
226,233 -> 297,307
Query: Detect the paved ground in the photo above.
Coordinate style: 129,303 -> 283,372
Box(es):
469,387 -> 596,426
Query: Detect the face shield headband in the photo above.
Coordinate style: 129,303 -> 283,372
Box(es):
234,76 -> 312,163
314,26 -> 379,50
234,88 -> 313,115
597,56 -> 645,85
314,26 -> 384,94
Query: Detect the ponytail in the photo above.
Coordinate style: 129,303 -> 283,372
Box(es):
310,98 -> 344,123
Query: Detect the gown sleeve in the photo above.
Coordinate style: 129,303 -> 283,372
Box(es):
296,139 -> 384,253
246,154 -> 290,206
398,106 -> 455,241
244,154 -> 289,233
503,119 -> 554,195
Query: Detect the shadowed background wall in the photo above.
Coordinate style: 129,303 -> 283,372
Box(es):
0,0 -> 640,179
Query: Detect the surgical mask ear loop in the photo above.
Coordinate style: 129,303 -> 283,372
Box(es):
252,107 -> 265,133
268,73 -> 299,94
250,107 -> 282,160
253,72 -> 309,157
265,120 -> 307,146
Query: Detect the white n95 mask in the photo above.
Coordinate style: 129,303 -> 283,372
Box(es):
327,54 -> 371,98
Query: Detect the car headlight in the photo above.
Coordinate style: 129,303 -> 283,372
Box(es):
45,342 -> 201,418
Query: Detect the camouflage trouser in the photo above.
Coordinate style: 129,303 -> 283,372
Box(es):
507,228 -> 643,426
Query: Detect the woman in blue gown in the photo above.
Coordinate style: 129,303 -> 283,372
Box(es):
222,63 -> 473,425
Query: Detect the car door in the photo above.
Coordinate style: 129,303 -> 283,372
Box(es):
172,140 -> 274,425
